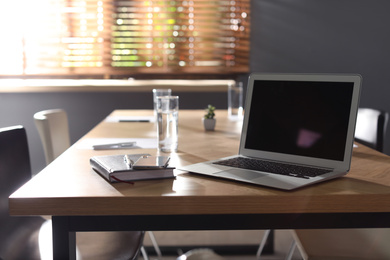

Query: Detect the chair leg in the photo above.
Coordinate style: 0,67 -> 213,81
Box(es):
256,229 -> 271,259
148,231 -> 162,259
285,240 -> 296,260
140,246 -> 149,260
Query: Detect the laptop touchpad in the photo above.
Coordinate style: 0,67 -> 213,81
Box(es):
216,169 -> 268,180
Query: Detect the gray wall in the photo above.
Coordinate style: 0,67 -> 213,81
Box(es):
250,0 -> 390,152
2,0 -> 390,175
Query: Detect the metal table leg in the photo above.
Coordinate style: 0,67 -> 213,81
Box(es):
52,216 -> 76,260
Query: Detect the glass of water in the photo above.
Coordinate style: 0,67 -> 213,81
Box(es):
153,89 -> 172,117
156,96 -> 179,153
228,82 -> 243,120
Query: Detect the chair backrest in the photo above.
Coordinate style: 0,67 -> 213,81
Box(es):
34,109 -> 71,165
355,108 -> 389,152
0,126 -> 31,207
0,125 -> 44,258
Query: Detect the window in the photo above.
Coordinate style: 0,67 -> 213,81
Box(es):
0,0 -> 250,78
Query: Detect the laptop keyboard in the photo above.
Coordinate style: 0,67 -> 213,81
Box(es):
213,157 -> 331,179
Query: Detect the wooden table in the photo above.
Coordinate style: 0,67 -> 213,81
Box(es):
9,110 -> 390,259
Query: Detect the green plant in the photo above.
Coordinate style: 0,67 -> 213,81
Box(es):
204,105 -> 216,119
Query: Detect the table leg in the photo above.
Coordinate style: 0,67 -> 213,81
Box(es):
52,216 -> 76,260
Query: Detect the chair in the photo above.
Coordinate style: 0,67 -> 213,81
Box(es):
290,229 -> 390,260
2,125 -> 145,260
0,125 -> 46,259
355,108 -> 389,152
286,108 -> 390,260
34,109 -> 71,164
34,109 -> 155,259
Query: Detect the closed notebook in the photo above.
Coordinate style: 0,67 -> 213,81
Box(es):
90,154 -> 175,183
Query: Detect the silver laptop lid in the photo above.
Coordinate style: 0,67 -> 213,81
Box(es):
240,73 -> 362,170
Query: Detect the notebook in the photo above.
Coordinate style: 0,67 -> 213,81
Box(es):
179,73 -> 362,190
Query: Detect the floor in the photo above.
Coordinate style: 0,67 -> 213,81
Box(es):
141,230 -> 303,260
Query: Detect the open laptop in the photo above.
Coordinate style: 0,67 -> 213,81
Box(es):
179,73 -> 362,190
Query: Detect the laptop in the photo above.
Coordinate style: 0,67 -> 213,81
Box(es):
179,73 -> 362,190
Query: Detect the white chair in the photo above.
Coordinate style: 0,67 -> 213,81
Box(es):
34,109 -> 71,164
355,108 -> 389,152
286,108 -> 390,260
34,108 -> 160,259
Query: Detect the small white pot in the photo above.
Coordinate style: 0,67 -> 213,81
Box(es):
203,118 -> 216,131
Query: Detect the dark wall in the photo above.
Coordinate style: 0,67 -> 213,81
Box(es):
2,0 -> 390,174
250,0 -> 390,153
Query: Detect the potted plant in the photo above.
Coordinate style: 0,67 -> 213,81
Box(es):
203,105 -> 216,131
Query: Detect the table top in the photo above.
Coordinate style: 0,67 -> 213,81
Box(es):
9,110 -> 390,217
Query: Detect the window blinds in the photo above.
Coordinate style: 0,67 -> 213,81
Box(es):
0,0 -> 250,77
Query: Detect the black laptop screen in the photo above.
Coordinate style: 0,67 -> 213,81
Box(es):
245,80 -> 354,161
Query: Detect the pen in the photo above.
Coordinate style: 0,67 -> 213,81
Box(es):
92,141 -> 136,150
123,154 -> 134,168
119,119 -> 151,122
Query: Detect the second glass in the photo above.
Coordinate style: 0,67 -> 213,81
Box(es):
228,82 -> 244,120
153,88 -> 172,116
156,96 -> 179,153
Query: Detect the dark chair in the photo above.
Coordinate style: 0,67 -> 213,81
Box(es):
1,125 -> 145,260
355,108 -> 389,152
0,125 -> 45,259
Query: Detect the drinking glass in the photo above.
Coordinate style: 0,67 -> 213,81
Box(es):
156,96 -> 179,152
228,82 -> 243,120
153,89 -> 172,116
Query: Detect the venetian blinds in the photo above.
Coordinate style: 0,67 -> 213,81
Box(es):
0,0 -> 250,77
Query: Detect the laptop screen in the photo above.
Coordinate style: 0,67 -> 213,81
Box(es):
244,80 -> 354,161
